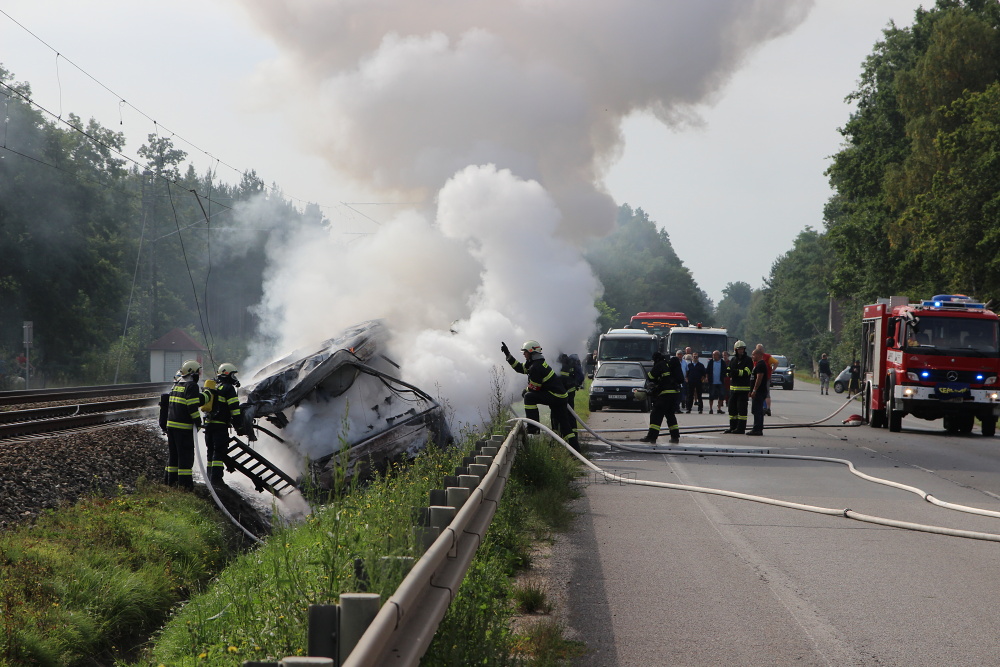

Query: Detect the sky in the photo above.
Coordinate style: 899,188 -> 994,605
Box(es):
0,0 -> 929,308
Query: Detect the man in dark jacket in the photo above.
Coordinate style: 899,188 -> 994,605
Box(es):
203,362 -> 246,483
747,348 -> 769,436
640,351 -> 682,444
725,341 -> 753,434
503,340 -> 580,451
685,352 -> 707,413
818,353 -> 832,395
164,359 -> 210,488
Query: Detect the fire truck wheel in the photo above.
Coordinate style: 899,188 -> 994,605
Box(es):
868,384 -> 885,429
885,378 -> 902,432
983,417 -> 997,437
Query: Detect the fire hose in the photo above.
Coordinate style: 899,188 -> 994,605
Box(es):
508,402 -> 1000,542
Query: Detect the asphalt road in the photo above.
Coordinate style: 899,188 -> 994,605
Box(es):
558,385 -> 1000,666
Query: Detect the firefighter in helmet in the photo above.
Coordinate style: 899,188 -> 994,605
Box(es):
640,351 -> 681,444
164,359 -> 210,488
202,362 -> 246,483
725,341 -> 753,434
501,339 -> 580,451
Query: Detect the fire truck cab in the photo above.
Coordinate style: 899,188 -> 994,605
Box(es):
861,295 -> 1000,435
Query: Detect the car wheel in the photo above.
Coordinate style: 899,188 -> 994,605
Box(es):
834,381 -> 845,394
589,400 -> 601,412
983,417 -> 997,437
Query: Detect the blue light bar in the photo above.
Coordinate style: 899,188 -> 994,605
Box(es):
921,371 -> 930,378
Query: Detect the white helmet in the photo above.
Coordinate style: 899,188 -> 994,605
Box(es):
734,340 -> 747,351
217,362 -> 239,378
521,340 -> 543,354
179,359 -> 202,376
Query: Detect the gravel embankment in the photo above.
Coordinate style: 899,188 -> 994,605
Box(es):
0,422 -> 167,531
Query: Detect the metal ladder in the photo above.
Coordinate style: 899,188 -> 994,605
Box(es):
223,437 -> 298,497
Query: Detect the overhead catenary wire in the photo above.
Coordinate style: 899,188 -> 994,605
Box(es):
514,417 -> 1000,543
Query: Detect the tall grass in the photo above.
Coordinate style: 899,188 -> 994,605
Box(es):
0,406 -> 584,665
0,480 -> 238,666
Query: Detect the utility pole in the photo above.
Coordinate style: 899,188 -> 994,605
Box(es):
142,170 -> 156,335
22,321 -> 32,389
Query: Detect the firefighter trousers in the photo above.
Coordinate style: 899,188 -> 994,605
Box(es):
646,392 -> 679,442
524,390 -> 580,450
166,427 -> 196,489
203,424 -> 231,482
728,390 -> 749,433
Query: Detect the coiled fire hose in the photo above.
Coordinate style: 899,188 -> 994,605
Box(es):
511,411 -> 1000,542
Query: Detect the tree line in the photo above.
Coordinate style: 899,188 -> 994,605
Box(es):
596,1 -> 1000,375
5,0 -> 996,385
0,65 -> 325,385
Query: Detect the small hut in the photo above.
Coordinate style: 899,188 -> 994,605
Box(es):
148,328 -> 207,382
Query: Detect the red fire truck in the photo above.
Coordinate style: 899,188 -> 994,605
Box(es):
861,294 -> 1000,435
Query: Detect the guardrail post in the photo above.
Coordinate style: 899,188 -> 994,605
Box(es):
428,505 -> 456,529
307,604 -> 339,662
446,486 -> 470,509
458,474 -> 480,489
468,463 -> 489,478
339,593 -> 381,665
428,488 -> 447,506
281,658 -> 335,666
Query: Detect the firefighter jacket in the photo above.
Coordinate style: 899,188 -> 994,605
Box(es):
167,377 -> 209,430
727,353 -> 754,391
205,378 -> 244,431
507,354 -> 567,398
646,356 -> 681,396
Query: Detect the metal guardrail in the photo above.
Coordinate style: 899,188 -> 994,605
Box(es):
248,425 -> 521,667
343,426 -> 520,666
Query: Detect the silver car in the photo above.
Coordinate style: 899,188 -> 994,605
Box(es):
589,361 -> 649,412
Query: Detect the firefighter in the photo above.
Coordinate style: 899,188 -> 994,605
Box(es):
557,352 -> 585,413
164,360 -> 210,489
202,363 -> 245,483
502,340 -> 580,451
640,351 -> 681,444
725,341 -> 753,434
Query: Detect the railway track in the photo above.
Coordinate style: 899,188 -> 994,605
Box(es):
0,384 -> 169,438
0,382 -> 171,408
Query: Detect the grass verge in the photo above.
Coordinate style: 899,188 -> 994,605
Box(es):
0,418 -> 586,665
0,480 -> 240,666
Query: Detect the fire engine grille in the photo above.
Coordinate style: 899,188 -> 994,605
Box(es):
913,369 -> 988,384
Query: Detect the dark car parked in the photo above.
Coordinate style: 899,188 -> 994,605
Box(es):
769,355 -> 795,390
589,361 -> 649,412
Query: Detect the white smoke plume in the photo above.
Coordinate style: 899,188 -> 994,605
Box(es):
238,0 -> 812,429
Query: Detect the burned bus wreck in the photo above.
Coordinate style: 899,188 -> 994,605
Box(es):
240,320 -> 452,490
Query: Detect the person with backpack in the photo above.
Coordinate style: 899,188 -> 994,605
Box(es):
502,340 -> 580,451
202,362 -> 246,484
558,352 -> 585,413
640,351 -> 682,444
162,360 -> 211,489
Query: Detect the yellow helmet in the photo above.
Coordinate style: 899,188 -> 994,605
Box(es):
179,359 -> 202,376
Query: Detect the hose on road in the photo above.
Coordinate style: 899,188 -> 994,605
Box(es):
511,412 -> 1000,542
